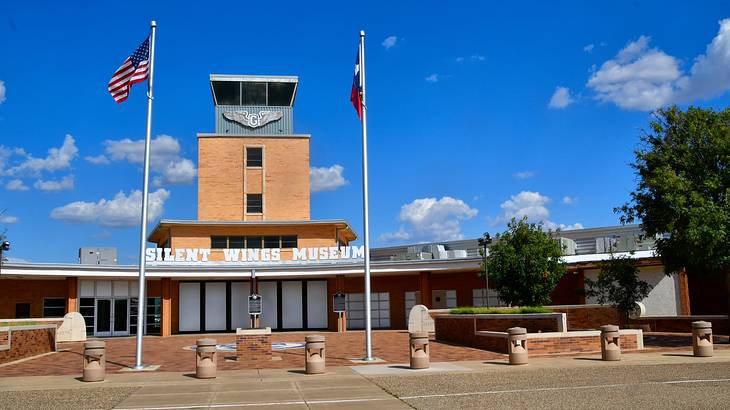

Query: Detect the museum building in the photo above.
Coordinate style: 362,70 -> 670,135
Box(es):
0,75 -> 701,337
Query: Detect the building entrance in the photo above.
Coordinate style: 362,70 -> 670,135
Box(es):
95,298 -> 129,336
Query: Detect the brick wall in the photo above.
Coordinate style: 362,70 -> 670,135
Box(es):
198,136 -> 310,221
0,326 -> 57,365
475,317 -> 560,332
630,316 -> 729,335
0,279 -> 67,319
550,305 -> 622,330
457,331 -> 639,355
236,331 -> 272,368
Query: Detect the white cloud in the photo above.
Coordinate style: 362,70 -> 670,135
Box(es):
5,179 -> 29,191
548,86 -> 574,109
493,191 -> 581,231
85,155 -> 110,165
50,189 -> 170,228
33,175 -> 74,191
382,36 -> 397,50
583,44 -> 595,53
513,171 -> 535,179
100,134 -> 196,185
562,196 -> 574,205
587,19 -> 730,110
379,196 -> 478,243
5,135 -> 78,177
310,165 -> 348,192
0,80 -> 5,104
425,74 -> 439,83
456,55 -> 485,63
0,215 -> 18,224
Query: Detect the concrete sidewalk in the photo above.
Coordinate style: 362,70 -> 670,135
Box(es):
0,350 -> 729,409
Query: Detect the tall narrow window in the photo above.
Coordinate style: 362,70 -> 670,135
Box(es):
247,194 -> 263,213
246,147 -> 262,167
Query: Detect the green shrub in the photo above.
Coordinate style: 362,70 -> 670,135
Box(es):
449,306 -> 551,315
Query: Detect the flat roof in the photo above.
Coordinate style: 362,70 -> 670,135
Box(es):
148,219 -> 357,243
209,74 -> 298,83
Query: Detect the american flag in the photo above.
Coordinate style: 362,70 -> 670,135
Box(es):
108,36 -> 150,103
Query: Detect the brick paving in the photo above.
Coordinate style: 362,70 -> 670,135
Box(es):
0,330 -> 503,377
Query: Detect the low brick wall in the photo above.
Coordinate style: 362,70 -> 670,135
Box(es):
0,325 -> 57,365
474,330 -> 641,355
630,315 -> 730,335
235,328 -> 272,368
549,305 -> 622,330
434,313 -> 566,346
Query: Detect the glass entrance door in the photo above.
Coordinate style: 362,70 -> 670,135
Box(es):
95,299 -> 129,336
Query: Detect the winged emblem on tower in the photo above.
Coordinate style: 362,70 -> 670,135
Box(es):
222,110 -> 284,128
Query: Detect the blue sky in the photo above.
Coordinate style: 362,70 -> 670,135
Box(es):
1,1 -> 730,263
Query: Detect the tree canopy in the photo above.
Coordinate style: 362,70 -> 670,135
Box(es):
482,218 -> 566,306
616,106 -> 730,277
585,253 -> 653,322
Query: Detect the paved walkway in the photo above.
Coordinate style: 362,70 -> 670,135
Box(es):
0,331 -> 503,377
0,350 -> 729,409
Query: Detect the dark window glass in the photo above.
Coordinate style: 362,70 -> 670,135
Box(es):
281,235 -> 298,248
246,236 -> 263,249
15,303 -> 30,319
212,81 -> 240,105
130,297 -> 161,335
246,147 -> 263,167
267,82 -> 296,106
263,236 -> 280,248
241,82 -> 266,105
43,298 -> 66,318
211,236 -> 228,249
228,236 -> 245,248
247,194 -> 263,213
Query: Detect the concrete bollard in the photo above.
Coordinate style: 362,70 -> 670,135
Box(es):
82,340 -> 106,382
692,321 -> 713,357
409,332 -> 430,369
507,327 -> 528,365
305,335 -> 326,374
600,325 -> 621,361
195,338 -> 218,379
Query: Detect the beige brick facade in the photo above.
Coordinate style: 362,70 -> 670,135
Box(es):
197,135 -> 310,221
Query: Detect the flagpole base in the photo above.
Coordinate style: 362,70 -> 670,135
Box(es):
348,357 -> 384,364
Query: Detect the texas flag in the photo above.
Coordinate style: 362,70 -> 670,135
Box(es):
350,47 -> 363,119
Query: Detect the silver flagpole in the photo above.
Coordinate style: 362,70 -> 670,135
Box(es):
134,20 -> 157,370
359,30 -> 374,361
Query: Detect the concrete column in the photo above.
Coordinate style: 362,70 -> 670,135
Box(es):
678,268 -> 691,315
66,277 -> 78,313
419,272 -> 432,309
161,278 -> 172,337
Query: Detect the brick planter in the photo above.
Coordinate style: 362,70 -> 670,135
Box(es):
0,325 -> 57,365
434,312 -> 567,346
475,329 -> 642,355
235,327 -> 272,368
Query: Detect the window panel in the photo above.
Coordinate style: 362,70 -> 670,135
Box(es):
267,82 -> 295,106
211,236 -> 228,249
281,235 -> 298,248
241,82 -> 266,105
246,147 -> 262,167
228,236 -> 245,248
43,298 -> 66,318
247,194 -> 263,214
246,236 -> 263,249
212,81 -> 240,105
263,236 -> 280,249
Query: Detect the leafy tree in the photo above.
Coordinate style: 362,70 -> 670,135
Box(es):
585,253 -> 653,323
482,217 -> 566,306
616,106 -> 730,314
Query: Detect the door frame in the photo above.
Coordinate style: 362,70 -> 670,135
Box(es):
94,298 -> 130,337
